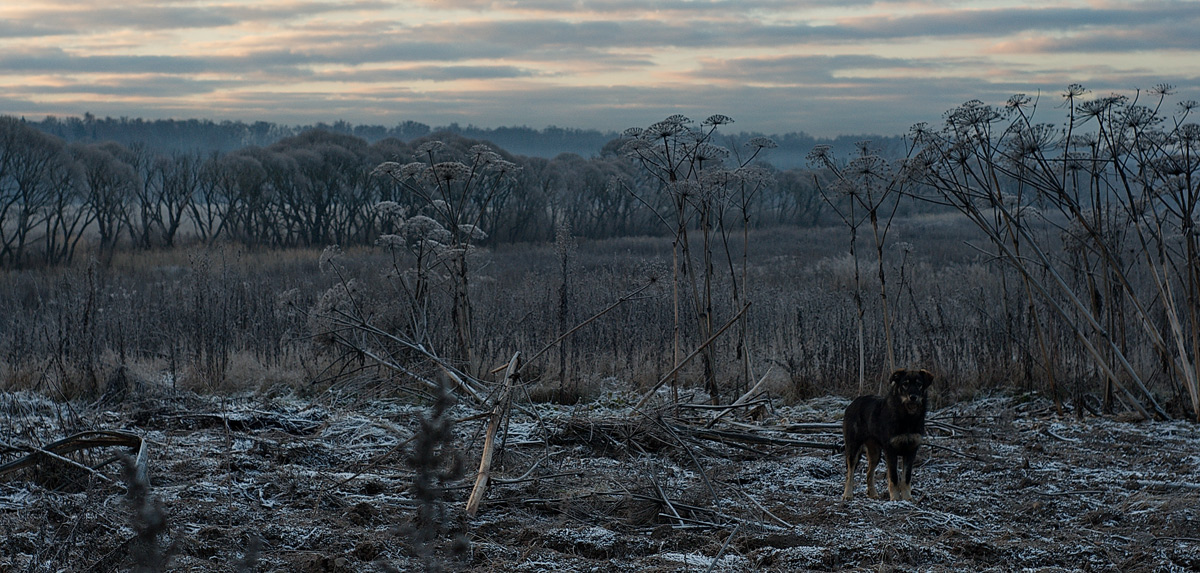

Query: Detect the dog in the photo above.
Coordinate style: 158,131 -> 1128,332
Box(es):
841,369 -> 933,501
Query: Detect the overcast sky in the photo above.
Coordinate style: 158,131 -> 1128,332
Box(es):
1,0 -> 1198,136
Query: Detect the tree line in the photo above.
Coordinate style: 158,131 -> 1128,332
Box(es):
26,114 -> 906,167
0,115 -> 843,267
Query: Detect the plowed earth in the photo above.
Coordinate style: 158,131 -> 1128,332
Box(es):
2,387 -> 1198,572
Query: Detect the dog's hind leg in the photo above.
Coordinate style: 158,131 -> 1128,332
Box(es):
865,442 -> 881,499
842,444 -> 862,501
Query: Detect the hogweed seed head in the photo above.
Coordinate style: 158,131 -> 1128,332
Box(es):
703,114 -> 734,126
645,121 -> 684,140
620,138 -> 653,156
745,136 -> 777,149
1007,93 -> 1032,109
1120,105 -> 1161,130
376,234 -> 405,250
373,161 -> 403,178
404,215 -> 447,242
694,143 -> 731,162
401,162 -> 426,179
736,166 -> 773,187
487,159 -> 520,177
806,144 -> 832,165
432,162 -> 471,183
468,144 -> 501,165
1176,123 -> 1200,144
457,224 -> 488,242
318,245 -> 343,273
375,201 -> 406,218
700,168 -> 738,189
1150,83 -> 1175,96
415,141 -> 445,155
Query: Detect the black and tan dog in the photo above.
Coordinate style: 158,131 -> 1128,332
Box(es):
841,369 -> 933,501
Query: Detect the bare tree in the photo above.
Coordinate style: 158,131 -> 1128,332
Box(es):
72,142 -> 137,254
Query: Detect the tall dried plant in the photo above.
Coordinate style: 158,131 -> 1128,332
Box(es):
808,140 -> 915,392
911,84 -> 1198,420
373,142 -> 520,373
618,114 -> 774,403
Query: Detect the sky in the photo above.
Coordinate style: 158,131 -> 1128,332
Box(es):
1,0 -> 1198,137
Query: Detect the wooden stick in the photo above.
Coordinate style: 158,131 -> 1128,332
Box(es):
465,351 -> 520,517
706,523 -> 741,573
634,303 -> 751,410
705,367 -> 773,428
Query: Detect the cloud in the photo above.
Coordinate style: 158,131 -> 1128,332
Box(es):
317,64 -> 539,83
988,23 -> 1200,54
1,1 -> 389,31
0,0 -> 1198,136
0,47 -> 214,74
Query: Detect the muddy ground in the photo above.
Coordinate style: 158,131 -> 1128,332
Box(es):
2,383 -> 1198,572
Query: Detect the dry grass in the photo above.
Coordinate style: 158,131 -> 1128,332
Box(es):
0,214 -> 1191,418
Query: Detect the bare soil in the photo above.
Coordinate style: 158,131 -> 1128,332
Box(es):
2,385 -> 1198,572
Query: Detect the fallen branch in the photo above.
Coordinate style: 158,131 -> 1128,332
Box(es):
672,423 -> 841,452
705,367 -> 773,428
778,422 -> 843,432
925,420 -> 974,436
731,487 -> 793,528
0,430 -> 145,488
466,352 -> 520,517
924,442 -> 987,462
1044,427 -> 1081,443
678,399 -> 771,412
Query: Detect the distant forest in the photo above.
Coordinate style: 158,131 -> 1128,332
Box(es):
24,113 -> 907,169
1,112 -> 922,268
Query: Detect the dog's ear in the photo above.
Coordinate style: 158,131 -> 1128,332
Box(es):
918,369 -> 934,389
889,369 -> 907,385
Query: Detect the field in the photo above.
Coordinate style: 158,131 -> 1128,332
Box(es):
2,217 -> 1199,571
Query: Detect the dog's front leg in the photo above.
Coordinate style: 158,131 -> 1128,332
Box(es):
901,452 -> 916,501
885,451 -> 902,501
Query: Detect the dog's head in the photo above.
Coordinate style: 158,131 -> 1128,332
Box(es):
889,369 -> 933,415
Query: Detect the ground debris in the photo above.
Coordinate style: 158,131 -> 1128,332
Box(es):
1,389 -> 1198,571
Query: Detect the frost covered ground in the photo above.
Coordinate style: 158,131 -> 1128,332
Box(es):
2,386 -> 1198,572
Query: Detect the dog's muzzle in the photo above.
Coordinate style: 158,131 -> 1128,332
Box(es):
904,396 -> 923,413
